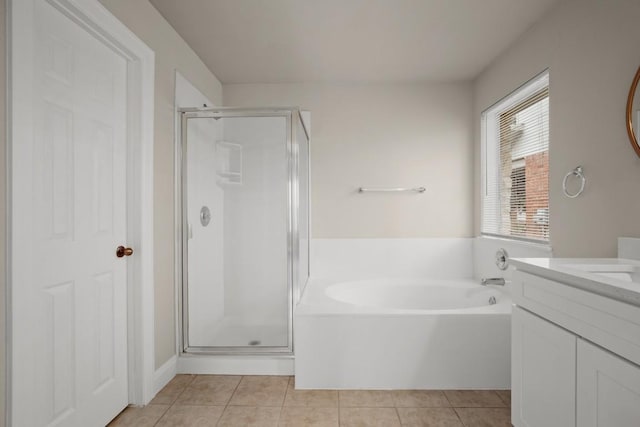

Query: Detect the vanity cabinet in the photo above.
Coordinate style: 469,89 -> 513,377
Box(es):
511,270 -> 640,427
512,306 -> 575,427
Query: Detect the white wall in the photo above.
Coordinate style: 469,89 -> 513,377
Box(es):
224,83 -> 474,239
98,0 -> 223,367
474,0 -> 640,257
312,238 -> 474,280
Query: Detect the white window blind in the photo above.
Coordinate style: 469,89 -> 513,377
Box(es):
481,71 -> 550,242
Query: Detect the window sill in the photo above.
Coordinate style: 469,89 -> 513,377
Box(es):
477,235 -> 553,255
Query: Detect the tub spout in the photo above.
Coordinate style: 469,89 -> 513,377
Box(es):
481,277 -> 505,286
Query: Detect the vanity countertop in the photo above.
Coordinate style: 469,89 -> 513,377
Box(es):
510,257 -> 640,307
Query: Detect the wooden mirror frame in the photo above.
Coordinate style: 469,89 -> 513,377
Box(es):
626,66 -> 640,157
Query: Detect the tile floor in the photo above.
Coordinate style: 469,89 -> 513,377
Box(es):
108,375 -> 511,426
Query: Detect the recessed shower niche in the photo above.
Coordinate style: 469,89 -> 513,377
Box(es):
215,141 -> 242,185
178,107 -> 310,354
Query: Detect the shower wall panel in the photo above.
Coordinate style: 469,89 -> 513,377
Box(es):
222,117 -> 289,342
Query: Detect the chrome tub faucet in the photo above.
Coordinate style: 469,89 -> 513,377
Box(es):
481,277 -> 506,286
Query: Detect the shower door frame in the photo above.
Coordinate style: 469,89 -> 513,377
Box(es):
176,107 -> 302,355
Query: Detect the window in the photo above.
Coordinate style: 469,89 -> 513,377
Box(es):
481,71 -> 549,242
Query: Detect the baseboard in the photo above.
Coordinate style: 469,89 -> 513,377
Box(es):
153,355 -> 178,395
177,354 -> 294,375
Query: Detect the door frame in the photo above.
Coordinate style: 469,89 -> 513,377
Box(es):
6,0 -> 156,423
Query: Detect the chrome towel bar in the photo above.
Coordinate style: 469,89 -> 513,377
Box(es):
358,187 -> 426,193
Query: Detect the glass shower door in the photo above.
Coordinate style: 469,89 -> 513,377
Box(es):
180,108 -> 306,354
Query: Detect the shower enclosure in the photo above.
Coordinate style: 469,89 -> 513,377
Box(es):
177,107 -> 309,354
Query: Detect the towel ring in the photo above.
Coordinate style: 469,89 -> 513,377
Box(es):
562,166 -> 586,198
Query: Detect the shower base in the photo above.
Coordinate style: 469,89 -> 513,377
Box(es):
176,316 -> 294,376
189,316 -> 289,349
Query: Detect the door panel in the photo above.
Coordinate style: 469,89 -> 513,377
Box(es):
43,281 -> 76,421
12,1 -> 129,425
577,339 -> 640,427
512,306 -> 576,427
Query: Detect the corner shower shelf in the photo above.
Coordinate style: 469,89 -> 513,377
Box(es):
216,141 -> 242,185
217,171 -> 242,178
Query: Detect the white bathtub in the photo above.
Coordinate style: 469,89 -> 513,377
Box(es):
294,277 -> 511,389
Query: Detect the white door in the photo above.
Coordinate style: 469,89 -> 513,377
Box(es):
12,1 -> 129,425
511,306 -> 576,427
577,339 -> 640,427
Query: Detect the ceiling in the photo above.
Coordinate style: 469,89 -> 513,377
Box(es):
149,0 -> 561,84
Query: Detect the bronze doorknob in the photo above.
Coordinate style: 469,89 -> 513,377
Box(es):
116,246 -> 134,258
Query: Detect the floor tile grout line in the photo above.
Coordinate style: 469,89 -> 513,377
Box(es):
337,390 -> 342,426
168,378 -> 192,408
277,405 -> 284,426
215,374 -> 245,426
443,390 -> 454,407
159,374 -> 225,426
275,376 -> 289,408
496,390 -> 511,407
489,389 -> 507,407
283,375 -> 295,408
226,374 -> 245,406
151,402 -> 172,427
149,375 -> 198,427
185,373 -> 198,387
393,406 -> 402,426
452,407 -> 467,427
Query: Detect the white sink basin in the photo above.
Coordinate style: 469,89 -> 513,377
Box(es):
563,263 -> 640,283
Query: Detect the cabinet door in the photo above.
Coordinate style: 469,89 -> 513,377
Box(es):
512,306 -> 576,427
577,339 -> 640,427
